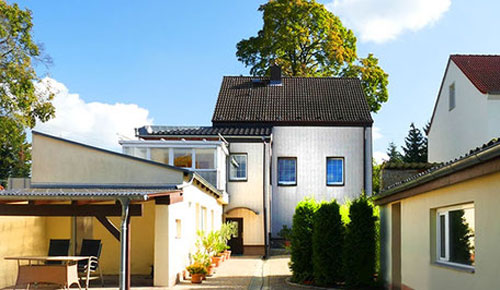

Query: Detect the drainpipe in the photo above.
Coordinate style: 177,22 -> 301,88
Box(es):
118,198 -> 131,290
262,138 -> 268,258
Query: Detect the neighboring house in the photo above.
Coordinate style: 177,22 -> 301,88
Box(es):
121,67 -> 374,254
375,137 -> 500,290
0,131 -> 225,288
428,55 -> 500,162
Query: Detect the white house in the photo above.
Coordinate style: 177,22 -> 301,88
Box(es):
122,66 -> 373,254
428,55 -> 500,162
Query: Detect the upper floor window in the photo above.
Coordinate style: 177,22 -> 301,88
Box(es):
327,157 -> 344,186
151,148 -> 169,164
436,203 -> 475,269
449,83 -> 456,111
229,154 -> 247,181
173,148 -> 192,168
278,157 -> 297,186
195,148 -> 215,169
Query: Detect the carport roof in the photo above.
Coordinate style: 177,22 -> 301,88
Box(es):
0,186 -> 180,201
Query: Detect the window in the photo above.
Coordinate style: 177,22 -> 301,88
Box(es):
173,148 -> 192,168
436,204 -> 475,268
175,219 -> 182,239
211,210 -> 214,231
195,148 -> 215,169
229,154 -> 247,181
278,157 -> 297,186
449,83 -> 456,111
327,157 -> 344,185
151,148 -> 170,164
123,147 -> 147,159
201,207 -> 207,231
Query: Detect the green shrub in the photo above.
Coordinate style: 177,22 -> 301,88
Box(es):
290,198 -> 318,283
312,201 -> 344,286
343,195 -> 377,288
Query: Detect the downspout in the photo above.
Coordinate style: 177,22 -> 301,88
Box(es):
118,198 -> 131,290
363,126 -> 367,194
262,138 -> 268,258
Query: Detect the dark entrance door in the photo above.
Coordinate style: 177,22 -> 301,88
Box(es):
226,218 -> 243,255
391,203 -> 402,290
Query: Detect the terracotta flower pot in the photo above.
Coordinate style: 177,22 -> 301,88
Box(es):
207,264 -> 215,276
221,253 -> 226,262
284,240 -> 291,247
211,256 -> 222,267
226,250 -> 232,258
191,273 -> 203,284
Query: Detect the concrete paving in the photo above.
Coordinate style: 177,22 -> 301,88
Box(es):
174,254 -> 296,290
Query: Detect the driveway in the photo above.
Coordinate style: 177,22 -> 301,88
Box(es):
174,255 -> 296,289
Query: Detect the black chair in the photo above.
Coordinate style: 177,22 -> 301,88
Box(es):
78,239 -> 104,287
47,239 -> 70,264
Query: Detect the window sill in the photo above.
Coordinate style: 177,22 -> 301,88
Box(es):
278,183 -> 297,187
229,178 -> 248,182
433,261 -> 475,273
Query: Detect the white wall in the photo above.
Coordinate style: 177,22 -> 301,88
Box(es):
154,183 -> 223,287
226,142 -> 266,246
271,126 -> 366,235
429,61 -> 500,162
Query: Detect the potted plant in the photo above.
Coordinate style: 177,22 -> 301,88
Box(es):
192,250 -> 214,277
186,262 -> 207,284
220,222 -> 237,259
278,224 -> 292,248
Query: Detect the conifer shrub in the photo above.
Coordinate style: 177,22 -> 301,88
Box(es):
290,198 -> 317,283
343,195 -> 377,288
312,201 -> 344,286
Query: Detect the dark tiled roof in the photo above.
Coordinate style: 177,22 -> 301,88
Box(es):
211,77 -> 373,125
137,125 -> 272,137
380,137 -> 500,193
451,55 -> 500,94
382,162 -> 441,170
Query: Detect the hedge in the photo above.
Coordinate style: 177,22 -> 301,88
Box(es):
312,201 -> 344,286
290,198 -> 317,283
343,195 -> 377,288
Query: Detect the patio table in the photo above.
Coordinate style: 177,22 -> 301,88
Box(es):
5,256 -> 91,290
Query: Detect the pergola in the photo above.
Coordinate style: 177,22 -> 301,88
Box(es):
0,186 -> 184,290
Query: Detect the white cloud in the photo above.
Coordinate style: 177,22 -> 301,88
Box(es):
326,0 -> 451,43
34,77 -> 152,151
373,151 -> 389,164
373,126 -> 382,141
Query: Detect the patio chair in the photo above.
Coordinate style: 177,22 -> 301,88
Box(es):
78,239 -> 104,288
47,239 -> 70,265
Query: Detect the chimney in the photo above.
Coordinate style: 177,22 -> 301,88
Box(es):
270,65 -> 282,86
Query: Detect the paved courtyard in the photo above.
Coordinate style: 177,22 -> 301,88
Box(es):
174,255 -> 295,290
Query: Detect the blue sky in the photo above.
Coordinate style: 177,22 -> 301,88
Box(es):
15,0 -> 500,158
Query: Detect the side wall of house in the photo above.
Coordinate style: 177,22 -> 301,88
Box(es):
226,142 -> 266,252
381,171 -> 500,289
271,126 -> 366,235
428,62 -> 490,163
154,183 -> 223,287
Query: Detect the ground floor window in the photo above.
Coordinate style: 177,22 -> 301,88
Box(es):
326,157 -> 344,185
436,203 -> 475,268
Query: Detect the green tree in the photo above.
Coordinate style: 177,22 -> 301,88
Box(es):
290,198 -> 318,283
236,0 -> 388,113
401,123 -> 427,163
312,201 -> 344,286
0,2 -> 54,184
386,142 -> 402,163
0,117 -> 31,186
372,159 -> 381,194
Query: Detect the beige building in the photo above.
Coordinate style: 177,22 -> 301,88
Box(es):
375,138 -> 500,290
0,131 -> 225,289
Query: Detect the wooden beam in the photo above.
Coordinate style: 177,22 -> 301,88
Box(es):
0,204 -> 142,216
155,192 -> 183,205
96,215 -> 121,241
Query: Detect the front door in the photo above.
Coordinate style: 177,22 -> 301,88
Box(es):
226,218 -> 243,255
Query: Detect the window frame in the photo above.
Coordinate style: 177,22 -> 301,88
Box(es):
326,157 -> 345,186
435,203 -> 475,270
449,82 -> 456,111
228,153 -> 248,182
277,157 -> 297,186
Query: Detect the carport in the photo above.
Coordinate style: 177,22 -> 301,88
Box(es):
0,186 -> 183,290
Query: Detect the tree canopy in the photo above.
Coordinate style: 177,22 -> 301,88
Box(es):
236,0 -> 388,113
0,2 -> 54,128
0,2 -> 54,184
401,123 -> 427,163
